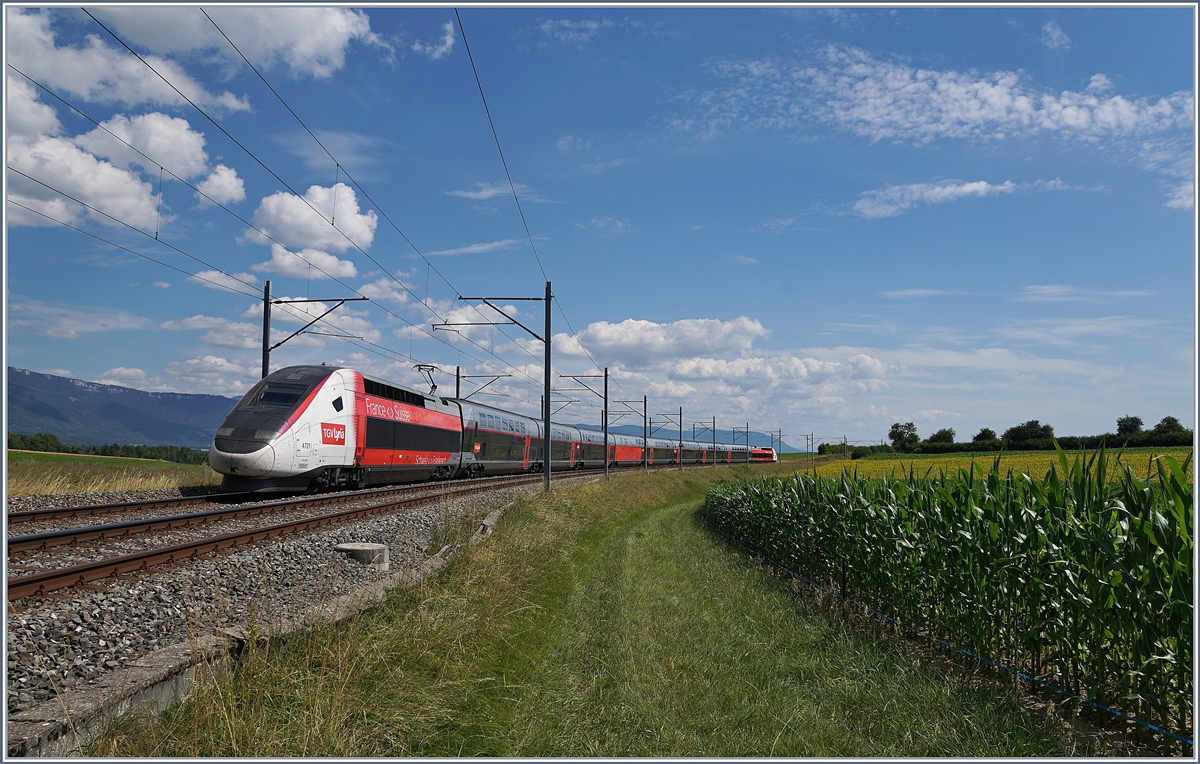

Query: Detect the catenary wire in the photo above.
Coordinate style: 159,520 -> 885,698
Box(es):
454,7 -> 548,283
194,9 -> 546,374
10,64 -> 542,392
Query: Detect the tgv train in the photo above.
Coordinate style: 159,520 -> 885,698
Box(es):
209,365 -> 776,492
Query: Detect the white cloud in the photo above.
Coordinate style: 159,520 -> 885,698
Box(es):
164,356 -> 257,396
195,164 -> 246,206
358,276 -> 414,307
760,216 -> 798,233
995,316 -> 1164,347
7,134 -> 164,230
411,21 -> 455,60
1041,20 -> 1071,51
732,255 -> 759,265
882,289 -> 948,298
153,282 -> 171,289
589,216 -> 632,234
1016,285 -> 1154,303
251,244 -> 358,280
558,316 -> 771,368
187,270 -> 258,293
247,182 -> 377,252
556,135 -> 592,152
76,112 -> 210,178
427,239 -> 520,257
445,182 -> 549,203
161,314 -> 261,348
679,45 -> 1191,143
1165,180 -> 1194,210
6,72 -> 61,139
581,157 -> 628,174
855,180 -> 1015,218
93,6 -> 389,79
7,297 -> 154,338
6,9 -> 249,111
538,18 -> 614,44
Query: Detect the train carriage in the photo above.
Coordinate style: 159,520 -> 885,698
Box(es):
211,364 -> 773,492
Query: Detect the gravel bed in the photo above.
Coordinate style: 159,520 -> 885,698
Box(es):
4,480 -> 566,715
6,486 -> 226,515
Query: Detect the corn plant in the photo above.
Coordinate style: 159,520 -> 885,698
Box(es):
704,445 -> 1193,741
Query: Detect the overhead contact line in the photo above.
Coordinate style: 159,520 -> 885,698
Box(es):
196,9 -> 547,375
76,11 -> 547,392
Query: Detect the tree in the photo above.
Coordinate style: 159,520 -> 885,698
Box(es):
1001,420 -> 1055,448
1116,416 -> 1143,435
972,427 -> 997,442
1153,416 -> 1186,435
888,422 -> 919,451
929,428 -> 956,443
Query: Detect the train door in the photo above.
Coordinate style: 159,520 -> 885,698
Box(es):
569,440 -> 576,467
523,436 -> 530,469
293,422 -> 312,472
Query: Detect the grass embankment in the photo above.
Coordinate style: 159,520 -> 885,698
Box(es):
95,464 -> 1087,756
6,451 -> 221,497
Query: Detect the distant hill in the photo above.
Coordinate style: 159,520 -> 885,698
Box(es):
6,368 -> 239,449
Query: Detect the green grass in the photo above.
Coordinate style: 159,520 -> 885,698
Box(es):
92,464 -> 1093,756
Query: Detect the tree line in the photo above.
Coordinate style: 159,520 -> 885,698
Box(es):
7,432 -> 209,465
876,415 -> 1192,456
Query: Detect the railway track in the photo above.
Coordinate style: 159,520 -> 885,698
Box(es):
5,461 -> 748,602
6,473 -> 545,602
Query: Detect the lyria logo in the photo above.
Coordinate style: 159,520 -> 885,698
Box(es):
320,422 -> 346,445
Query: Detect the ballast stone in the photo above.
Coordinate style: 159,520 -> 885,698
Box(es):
334,542 -> 389,571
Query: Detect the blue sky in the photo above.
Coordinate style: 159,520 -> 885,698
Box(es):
4,5 -> 1195,447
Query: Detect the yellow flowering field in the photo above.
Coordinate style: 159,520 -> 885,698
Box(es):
805,449 -> 1193,484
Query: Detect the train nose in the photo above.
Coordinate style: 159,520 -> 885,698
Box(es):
209,442 -> 276,477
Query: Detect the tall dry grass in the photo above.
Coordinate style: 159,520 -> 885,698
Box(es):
6,462 -> 222,497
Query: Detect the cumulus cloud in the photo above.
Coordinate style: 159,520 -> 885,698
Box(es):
7,9 -> 249,111
195,164 -> 246,206
92,6 -> 389,79
164,355 -> 257,396
556,135 -> 592,152
248,183 -> 377,252
559,316 -> 771,368
676,45 -> 1191,143
251,243 -> 358,280
427,239 -> 520,257
855,180 -> 1015,218
7,297 -> 154,338
6,72 -> 61,139
411,21 -> 455,59
7,133 -> 163,230
161,314 -> 261,348
75,112 -> 210,178
357,276 -> 414,307
1042,20 -> 1071,51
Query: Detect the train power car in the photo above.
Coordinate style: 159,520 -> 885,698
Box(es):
210,364 -> 770,492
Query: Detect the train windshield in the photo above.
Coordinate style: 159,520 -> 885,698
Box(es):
237,381 -> 311,411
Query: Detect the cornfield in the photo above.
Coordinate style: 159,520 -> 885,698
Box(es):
705,446 -> 1193,744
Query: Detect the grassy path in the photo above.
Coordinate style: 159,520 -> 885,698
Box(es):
96,467 -> 1087,756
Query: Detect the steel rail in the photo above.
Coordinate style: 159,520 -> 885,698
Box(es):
6,493 -> 246,526
6,474 -> 543,601
7,482 -> 486,553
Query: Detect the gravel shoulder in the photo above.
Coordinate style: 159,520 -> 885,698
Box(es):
5,480 -> 577,717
